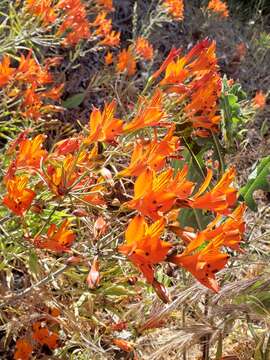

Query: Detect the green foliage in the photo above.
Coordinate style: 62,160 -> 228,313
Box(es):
62,93 -> 86,109
220,76 -> 248,148
240,156 -> 270,211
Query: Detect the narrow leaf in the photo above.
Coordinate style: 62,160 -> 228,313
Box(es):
240,156 -> 270,211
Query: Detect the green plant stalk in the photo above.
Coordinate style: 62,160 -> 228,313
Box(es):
215,331 -> 223,360
193,208 -> 203,231
202,293 -> 210,360
211,131 -> 225,175
182,136 -> 206,180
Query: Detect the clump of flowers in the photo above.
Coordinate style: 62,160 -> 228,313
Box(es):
163,0 -> 184,20
253,90 -> 267,109
135,37 -> 154,61
1,40 -> 247,299
0,53 -> 63,119
24,0 -> 120,47
207,0 -> 229,18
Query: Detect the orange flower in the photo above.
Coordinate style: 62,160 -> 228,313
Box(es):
172,204 -> 246,253
189,167 -> 237,215
16,52 -> 52,84
56,0 -> 90,46
168,204 -> 245,291
42,83 -> 64,101
156,40 -> 221,135
186,40 -> 217,72
169,245 -> 229,292
105,51 -> 113,65
159,39 -> 217,86
253,90 -> 267,109
116,47 -> 136,76
163,0 -> 184,20
126,166 -> 194,221
112,338 -> 134,352
91,12 -> 112,35
3,176 -> 35,216
90,11 -> 120,47
32,322 -> 59,349
96,0 -> 114,12
83,177 -> 106,206
85,100 -> 123,143
54,137 -> 82,155
123,89 -> 166,132
213,203 -> 246,251
6,129 -> 32,155
14,338 -> 33,360
151,47 -> 181,80
25,0 -> 57,25
119,126 -> 179,177
44,154 -> 79,196
207,0 -> 229,17
0,55 -> 16,87
34,219 -> 75,252
118,215 -> 171,283
159,56 -> 189,88
99,30 -> 120,47
135,37 -> 154,61
1,53 -> 62,119
185,71 -> 221,133
16,134 -> 48,169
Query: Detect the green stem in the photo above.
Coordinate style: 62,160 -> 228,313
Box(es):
211,131 -> 225,175
202,293 -> 210,360
140,77 -> 154,97
34,203 -> 60,238
182,137 -> 206,180
193,208 -> 203,231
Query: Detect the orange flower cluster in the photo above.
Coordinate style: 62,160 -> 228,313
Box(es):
56,0 -> 90,46
34,219 -> 75,252
119,126 -> 179,177
253,90 -> 267,109
14,339 -> 33,360
169,204 -> 245,291
3,176 -> 36,216
25,0 -> 120,47
0,53 -> 63,119
119,163 -> 245,291
96,0 -> 114,12
207,0 -> 229,18
14,308 -> 60,360
90,11 -> 120,47
116,37 -> 154,76
1,40 -> 247,300
117,47 -> 137,76
105,51 -> 114,65
25,0 -> 57,25
163,0 -> 184,20
155,39 -> 222,135
124,89 -> 166,131
118,216 -> 171,284
135,37 -> 154,61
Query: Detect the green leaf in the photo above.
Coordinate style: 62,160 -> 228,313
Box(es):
240,156 -> 270,211
254,335 -> 265,360
178,208 -> 212,230
62,93 -> 85,109
103,285 -> 136,297
28,250 -> 40,274
173,141 -> 214,230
